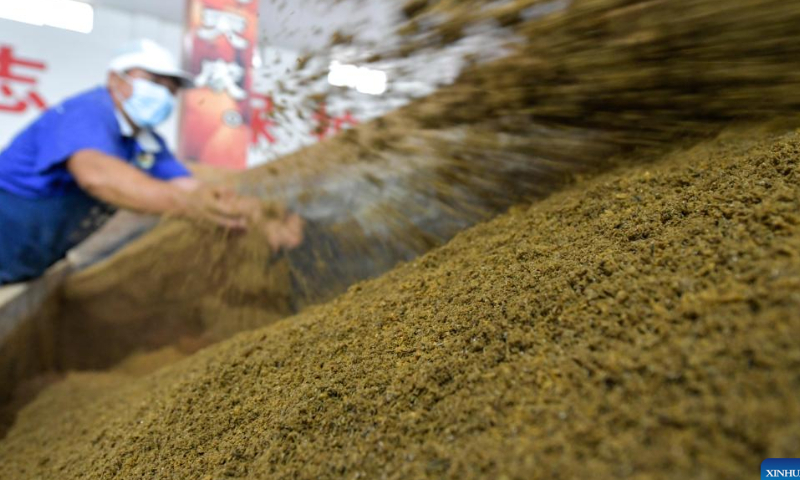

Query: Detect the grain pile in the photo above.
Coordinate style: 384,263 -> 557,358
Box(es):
1,124 -> 799,479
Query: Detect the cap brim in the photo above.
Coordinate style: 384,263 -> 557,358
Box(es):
146,68 -> 195,89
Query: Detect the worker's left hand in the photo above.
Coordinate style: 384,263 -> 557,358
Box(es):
231,196 -> 305,252
261,212 -> 304,252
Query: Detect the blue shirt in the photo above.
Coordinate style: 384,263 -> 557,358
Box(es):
0,86 -> 191,284
0,86 -> 189,197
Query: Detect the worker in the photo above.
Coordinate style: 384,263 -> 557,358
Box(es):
0,39 -> 302,286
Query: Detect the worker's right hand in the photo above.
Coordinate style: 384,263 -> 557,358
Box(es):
178,186 -> 250,231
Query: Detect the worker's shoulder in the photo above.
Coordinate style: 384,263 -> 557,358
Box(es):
52,86 -> 115,118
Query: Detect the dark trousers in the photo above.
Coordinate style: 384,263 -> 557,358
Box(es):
0,189 -> 109,285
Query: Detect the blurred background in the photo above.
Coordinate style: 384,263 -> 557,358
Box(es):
0,0 -> 499,168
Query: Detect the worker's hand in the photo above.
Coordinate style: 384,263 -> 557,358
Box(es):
261,212 -> 305,252
235,197 -> 305,252
178,186 -> 250,231
177,186 -> 304,251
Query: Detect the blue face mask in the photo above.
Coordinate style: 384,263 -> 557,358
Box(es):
121,77 -> 175,129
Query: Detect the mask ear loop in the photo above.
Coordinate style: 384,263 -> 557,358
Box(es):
111,72 -> 132,105
111,73 -> 142,132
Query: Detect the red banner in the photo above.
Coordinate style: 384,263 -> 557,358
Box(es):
0,45 -> 48,115
178,0 -> 258,170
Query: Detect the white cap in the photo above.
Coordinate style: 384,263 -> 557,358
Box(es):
109,39 -> 194,88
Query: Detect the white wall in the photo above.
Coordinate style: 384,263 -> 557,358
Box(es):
0,6 -> 183,151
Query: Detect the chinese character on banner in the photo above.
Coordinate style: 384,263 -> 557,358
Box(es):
251,93 -> 277,145
195,59 -> 247,99
0,46 -> 47,114
178,0 -> 258,170
312,102 -> 358,141
197,9 -> 249,50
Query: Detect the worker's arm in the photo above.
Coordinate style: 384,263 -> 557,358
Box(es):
67,149 -> 246,229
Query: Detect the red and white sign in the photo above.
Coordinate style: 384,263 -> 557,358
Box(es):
178,0 -> 258,170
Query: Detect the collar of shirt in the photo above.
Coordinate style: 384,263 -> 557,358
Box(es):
113,109 -> 162,154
